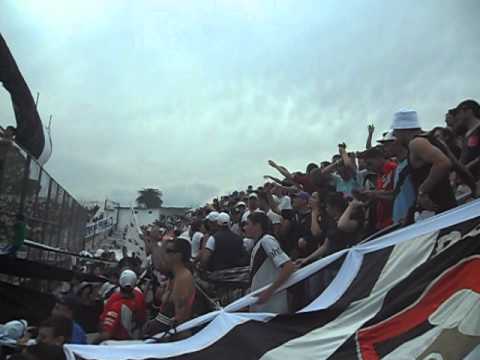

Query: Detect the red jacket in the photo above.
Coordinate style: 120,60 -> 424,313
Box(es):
100,288 -> 146,340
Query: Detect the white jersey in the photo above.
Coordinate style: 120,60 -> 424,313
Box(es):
250,234 -> 290,313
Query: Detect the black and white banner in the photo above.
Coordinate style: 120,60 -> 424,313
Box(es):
66,199 -> 480,360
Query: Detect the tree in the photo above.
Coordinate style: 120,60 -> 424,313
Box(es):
136,188 -> 163,209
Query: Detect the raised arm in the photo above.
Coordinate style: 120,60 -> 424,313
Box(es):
263,175 -> 286,186
366,124 -> 375,150
339,144 -> 355,170
321,161 -> 340,175
268,160 -> 296,183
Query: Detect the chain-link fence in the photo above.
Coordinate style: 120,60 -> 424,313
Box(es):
0,141 -> 88,268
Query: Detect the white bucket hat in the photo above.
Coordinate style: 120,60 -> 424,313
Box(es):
392,110 -> 420,130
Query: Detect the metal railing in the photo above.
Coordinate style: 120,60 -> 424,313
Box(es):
0,139 -> 88,268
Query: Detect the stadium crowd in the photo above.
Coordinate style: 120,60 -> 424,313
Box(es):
1,100 -> 480,357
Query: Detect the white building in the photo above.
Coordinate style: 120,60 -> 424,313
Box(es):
115,206 -> 190,230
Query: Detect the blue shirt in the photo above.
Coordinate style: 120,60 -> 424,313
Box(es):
71,321 -> 87,344
393,159 -> 415,223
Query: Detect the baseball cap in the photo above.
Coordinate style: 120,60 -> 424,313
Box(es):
235,201 -> 246,208
377,130 -> 396,143
98,282 -> 117,300
391,110 -> 420,130
217,212 -> 230,226
455,99 -> 480,115
248,193 -> 258,199
293,191 -> 310,201
119,269 -> 137,288
205,211 -> 219,222
0,320 -> 28,345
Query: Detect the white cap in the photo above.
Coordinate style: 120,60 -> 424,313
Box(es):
119,269 -> 137,288
217,212 -> 230,226
95,249 -> 105,257
98,282 -> 116,300
248,193 -> 258,199
0,320 -> 28,343
235,201 -> 246,208
377,130 -> 396,143
206,211 -> 219,222
391,110 -> 420,130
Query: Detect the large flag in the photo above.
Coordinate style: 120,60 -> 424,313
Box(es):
66,200 -> 480,360
0,33 -> 47,163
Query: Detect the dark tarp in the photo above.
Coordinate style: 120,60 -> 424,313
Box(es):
0,280 -> 54,324
0,33 -> 45,159
0,281 -> 103,332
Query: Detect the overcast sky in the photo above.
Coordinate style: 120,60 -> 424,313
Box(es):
1,0 -> 479,207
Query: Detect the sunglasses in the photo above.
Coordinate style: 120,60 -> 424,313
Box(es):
165,248 -> 178,254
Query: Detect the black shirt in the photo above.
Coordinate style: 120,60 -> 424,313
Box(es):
288,210 -> 317,256
209,229 -> 244,271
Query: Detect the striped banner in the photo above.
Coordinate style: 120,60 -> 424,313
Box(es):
66,200 -> 480,360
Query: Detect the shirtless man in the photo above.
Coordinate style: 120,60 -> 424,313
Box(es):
146,237 -> 196,339
392,110 -> 456,215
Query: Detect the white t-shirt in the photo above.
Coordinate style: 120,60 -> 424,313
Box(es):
191,231 -> 203,258
267,209 -> 282,225
243,238 -> 255,253
278,196 -> 292,211
250,234 -> 290,313
205,235 -> 215,251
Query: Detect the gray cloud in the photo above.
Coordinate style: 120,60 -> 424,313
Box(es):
1,0 -> 479,207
